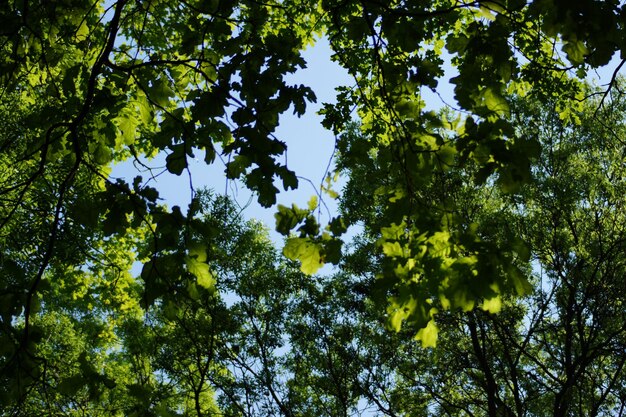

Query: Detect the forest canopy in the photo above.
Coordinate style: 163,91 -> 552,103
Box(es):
3,0 -> 626,415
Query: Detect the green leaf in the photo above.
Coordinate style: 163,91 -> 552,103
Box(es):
283,237 -> 324,275
148,77 -> 175,107
282,169 -> 298,190
414,319 -> 438,348
381,241 -> 404,257
562,39 -> 588,65
307,195 -> 318,211
328,216 -> 347,236
446,34 -> 469,53
62,64 -> 81,96
93,144 -> 112,165
483,88 -> 509,116
186,244 -> 215,290
166,145 -> 187,175
387,296 -> 417,332
75,21 -> 89,42
274,204 -> 308,235
187,257 -> 214,289
481,296 -> 502,313
507,265 -> 532,295
115,110 -> 139,145
226,155 -> 249,179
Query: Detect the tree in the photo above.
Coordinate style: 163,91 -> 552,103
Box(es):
4,0 -> 626,412
0,190 -> 312,415
282,86 -> 626,416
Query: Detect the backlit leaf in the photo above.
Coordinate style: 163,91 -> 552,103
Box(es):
283,237 -> 324,275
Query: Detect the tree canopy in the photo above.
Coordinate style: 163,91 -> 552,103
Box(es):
3,0 -> 626,415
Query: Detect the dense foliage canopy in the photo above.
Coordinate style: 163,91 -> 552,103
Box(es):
3,0 -> 626,415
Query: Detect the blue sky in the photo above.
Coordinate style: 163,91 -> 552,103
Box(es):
112,38 -> 353,243
110,36 -> 462,243
111,34 -> 623,247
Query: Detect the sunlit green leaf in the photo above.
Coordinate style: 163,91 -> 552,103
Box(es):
283,237 -> 324,275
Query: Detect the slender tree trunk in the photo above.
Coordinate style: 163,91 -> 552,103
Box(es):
468,313 -> 499,417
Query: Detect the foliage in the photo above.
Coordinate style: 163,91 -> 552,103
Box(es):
306,89 -> 626,416
4,0 -> 626,414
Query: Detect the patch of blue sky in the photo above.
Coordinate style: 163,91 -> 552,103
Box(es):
110,37 -> 352,244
